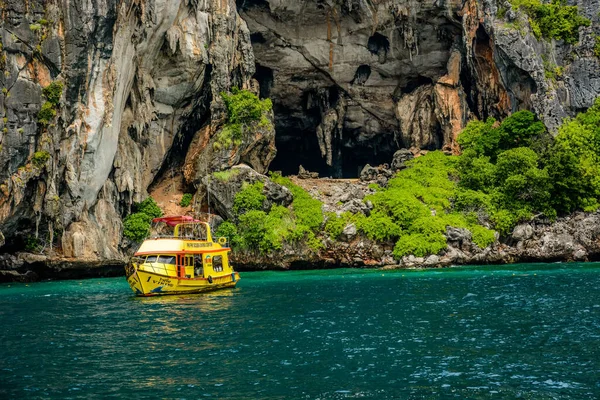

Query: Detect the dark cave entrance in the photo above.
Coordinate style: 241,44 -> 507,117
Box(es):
269,103 -> 332,177
270,129 -> 397,179
269,105 -> 397,179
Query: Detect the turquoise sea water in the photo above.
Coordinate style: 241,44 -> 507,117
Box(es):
1,263 -> 600,399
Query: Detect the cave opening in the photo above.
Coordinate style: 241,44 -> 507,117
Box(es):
367,33 -> 390,54
236,0 -> 270,11
253,64 -> 274,99
351,65 -> 371,85
367,32 -> 390,62
270,127 -> 396,179
401,75 -> 434,94
250,32 -> 267,44
270,113 -> 397,179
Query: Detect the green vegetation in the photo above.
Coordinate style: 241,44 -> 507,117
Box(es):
212,99 -> 600,261
324,152 -> 495,258
25,235 -> 41,252
215,88 -> 272,150
123,197 -> 163,242
547,99 -> 600,213
180,193 -> 193,207
322,103 -> 600,259
37,81 -> 63,126
595,36 -> 600,58
37,102 -> 56,125
43,81 -> 63,106
509,0 -> 590,44
542,56 -> 564,83
31,151 -> 50,168
271,173 -> 324,230
233,181 -> 265,215
216,174 -> 323,254
29,23 -> 41,32
457,102 -> 600,231
212,169 -> 240,182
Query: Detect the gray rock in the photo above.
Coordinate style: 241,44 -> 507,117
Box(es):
205,165 -> 292,221
298,165 -> 319,179
341,199 -> 370,215
339,186 -> 364,203
512,224 -> 534,241
424,255 -> 440,266
340,223 -> 357,242
391,149 -> 414,171
446,227 -> 472,244
360,164 -> 379,182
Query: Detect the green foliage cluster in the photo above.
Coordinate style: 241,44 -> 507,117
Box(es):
547,98 -> 600,213
233,182 -> 265,215
37,102 -> 56,125
215,88 -> 272,150
123,197 -> 163,242
218,174 -> 324,254
373,153 -> 495,258
509,0 -> 590,44
31,151 -> 50,168
43,81 -> 63,106
457,102 -> 600,232
270,173 -> 324,230
324,152 -> 496,259
213,169 -> 240,182
25,235 -> 41,252
457,111 -> 555,232
37,81 -> 63,125
179,193 -> 193,207
595,36 -> 600,58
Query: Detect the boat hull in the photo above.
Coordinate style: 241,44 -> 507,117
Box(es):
126,267 -> 240,297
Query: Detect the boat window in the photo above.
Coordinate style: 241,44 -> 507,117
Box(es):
158,255 -> 176,264
213,256 -> 223,272
145,255 -> 158,263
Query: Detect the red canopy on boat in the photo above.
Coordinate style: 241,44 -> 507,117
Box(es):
152,216 -> 201,227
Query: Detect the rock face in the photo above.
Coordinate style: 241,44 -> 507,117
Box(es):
243,0 -> 600,177
0,0 -> 599,279
204,164 -> 292,221
0,0 -> 273,273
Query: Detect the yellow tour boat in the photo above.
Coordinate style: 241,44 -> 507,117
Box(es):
125,216 -> 240,296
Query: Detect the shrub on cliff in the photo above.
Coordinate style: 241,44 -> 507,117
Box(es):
123,197 -> 163,242
31,151 -> 50,168
180,193 -> 193,207
233,182 -> 265,215
134,197 -> 163,219
123,213 -> 153,243
37,102 -> 56,125
510,0 -> 590,44
354,152 -> 495,258
456,111 -> 555,233
43,81 -> 63,106
548,98 -> 600,213
222,174 -> 323,254
270,173 -> 323,230
216,88 -> 272,149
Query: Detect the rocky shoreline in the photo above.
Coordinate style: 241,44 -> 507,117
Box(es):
2,173 -> 599,283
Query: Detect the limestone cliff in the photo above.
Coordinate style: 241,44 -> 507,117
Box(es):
244,0 -> 600,176
0,0 -> 599,280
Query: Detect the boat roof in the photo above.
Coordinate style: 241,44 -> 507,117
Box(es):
152,216 -> 202,226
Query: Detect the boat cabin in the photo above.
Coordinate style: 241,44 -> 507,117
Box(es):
132,216 -> 232,280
